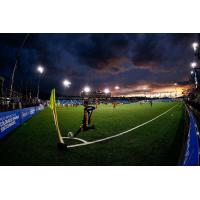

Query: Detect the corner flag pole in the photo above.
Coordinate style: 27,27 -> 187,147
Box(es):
49,89 -> 64,145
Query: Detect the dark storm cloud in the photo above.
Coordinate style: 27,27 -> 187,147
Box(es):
0,33 -> 197,96
73,34 -> 130,71
130,34 -> 194,73
64,33 -> 195,75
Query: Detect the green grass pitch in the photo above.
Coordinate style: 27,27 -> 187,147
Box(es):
0,102 -> 185,165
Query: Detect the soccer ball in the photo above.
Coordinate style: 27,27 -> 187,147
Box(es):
68,132 -> 74,138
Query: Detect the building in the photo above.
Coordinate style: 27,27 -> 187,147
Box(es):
80,90 -> 111,98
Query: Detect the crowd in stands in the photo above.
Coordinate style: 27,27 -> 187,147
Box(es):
56,98 -> 131,106
56,97 -> 175,106
56,99 -> 82,106
186,90 -> 200,112
186,100 -> 200,112
0,97 -> 46,112
0,94 -> 176,112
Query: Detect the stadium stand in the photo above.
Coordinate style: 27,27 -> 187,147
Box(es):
0,88 -> 46,112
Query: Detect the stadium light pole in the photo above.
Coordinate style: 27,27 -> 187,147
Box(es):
83,86 -> 91,93
63,79 -> 71,88
115,86 -> 120,90
113,86 -> 120,97
36,66 -> 44,99
10,33 -> 30,98
190,62 -> 197,68
174,83 -> 178,97
190,61 -> 199,89
192,42 -> 199,52
104,88 -> 110,96
104,88 -> 110,93
143,87 -> 147,98
191,38 -> 200,89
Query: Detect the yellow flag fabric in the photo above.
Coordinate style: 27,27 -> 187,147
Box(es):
49,89 -> 64,144
49,88 -> 55,110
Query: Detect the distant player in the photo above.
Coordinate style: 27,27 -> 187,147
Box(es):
112,102 -> 117,109
74,99 -> 96,136
150,100 -> 153,107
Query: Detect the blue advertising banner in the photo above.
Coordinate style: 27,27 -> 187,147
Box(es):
20,107 -> 36,123
182,113 -> 199,166
0,109 -> 21,139
0,105 -> 44,139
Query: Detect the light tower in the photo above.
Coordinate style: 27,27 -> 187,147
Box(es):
191,35 -> 200,89
63,79 -> 71,88
83,86 -> 91,93
36,65 -> 44,99
174,83 -> 178,97
9,34 -> 29,97
115,86 -> 120,90
104,88 -> 110,94
104,88 -> 111,97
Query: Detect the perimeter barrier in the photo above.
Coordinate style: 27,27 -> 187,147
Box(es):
0,105 -> 44,139
181,107 -> 199,166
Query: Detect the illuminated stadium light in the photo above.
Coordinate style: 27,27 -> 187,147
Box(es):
174,83 -> 177,86
192,42 -> 199,51
36,65 -> 45,99
191,70 -> 194,75
190,62 -> 197,68
37,66 -> 44,74
63,79 -> 71,88
115,86 -> 120,90
83,86 -> 91,93
104,88 -> 110,94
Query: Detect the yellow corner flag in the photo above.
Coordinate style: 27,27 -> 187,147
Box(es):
49,89 -> 55,110
50,89 -> 64,145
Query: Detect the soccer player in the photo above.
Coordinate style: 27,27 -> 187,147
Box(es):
74,99 -> 96,136
150,100 -> 153,107
112,101 -> 117,109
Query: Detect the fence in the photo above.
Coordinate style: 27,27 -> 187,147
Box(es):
0,105 -> 44,139
181,108 -> 199,166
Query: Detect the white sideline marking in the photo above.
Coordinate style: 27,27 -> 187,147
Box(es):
62,137 -> 88,143
67,104 -> 178,148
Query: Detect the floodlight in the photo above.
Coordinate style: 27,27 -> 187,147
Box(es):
83,86 -> 91,93
104,88 -> 110,94
174,83 -> 177,86
37,66 -> 44,74
36,65 -> 44,99
191,70 -> 194,75
190,62 -> 197,68
192,42 -> 199,51
63,79 -> 71,88
115,86 -> 120,90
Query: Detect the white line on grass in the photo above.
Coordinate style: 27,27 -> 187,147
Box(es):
67,104 -> 178,148
62,137 -> 88,143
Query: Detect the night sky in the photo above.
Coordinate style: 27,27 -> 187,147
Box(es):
0,33 -> 197,97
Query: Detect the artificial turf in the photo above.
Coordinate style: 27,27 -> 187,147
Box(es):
0,102 -> 185,165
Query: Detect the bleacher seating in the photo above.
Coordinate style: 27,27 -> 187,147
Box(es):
56,99 -> 83,105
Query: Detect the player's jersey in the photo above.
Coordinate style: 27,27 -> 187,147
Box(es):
83,106 -> 95,124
